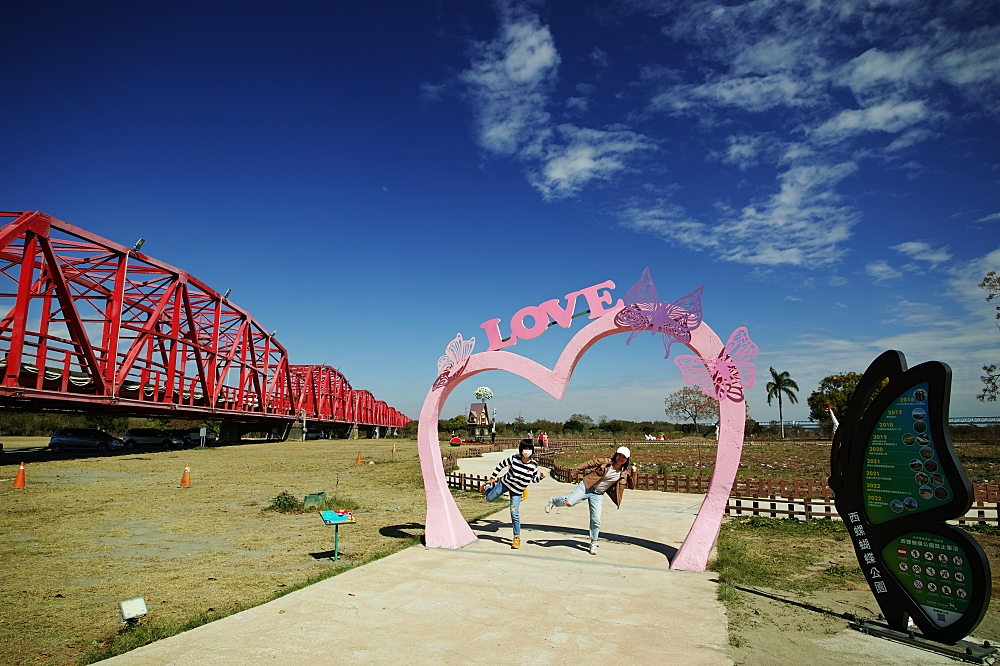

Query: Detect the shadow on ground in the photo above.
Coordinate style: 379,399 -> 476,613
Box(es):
470,519 -> 678,562
378,522 -> 426,545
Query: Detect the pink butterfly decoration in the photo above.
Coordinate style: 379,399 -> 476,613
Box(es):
674,327 -> 758,403
613,267 -> 704,359
433,333 -> 475,390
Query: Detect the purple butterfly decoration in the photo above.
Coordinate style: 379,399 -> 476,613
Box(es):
674,327 -> 758,403
613,267 -> 704,359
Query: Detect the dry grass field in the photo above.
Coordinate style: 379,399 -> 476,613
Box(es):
554,440 -> 1000,485
0,438 -> 494,665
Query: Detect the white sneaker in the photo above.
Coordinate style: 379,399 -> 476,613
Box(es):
589,540 -> 598,555
545,499 -> 555,513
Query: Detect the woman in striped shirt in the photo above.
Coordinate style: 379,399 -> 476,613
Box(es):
481,439 -> 545,549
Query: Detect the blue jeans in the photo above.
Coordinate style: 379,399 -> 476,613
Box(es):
550,481 -> 603,541
485,480 -> 523,537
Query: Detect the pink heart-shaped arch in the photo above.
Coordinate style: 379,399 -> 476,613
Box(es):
417,305 -> 745,571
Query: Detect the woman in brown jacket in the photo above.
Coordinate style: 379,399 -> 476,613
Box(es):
545,446 -> 637,555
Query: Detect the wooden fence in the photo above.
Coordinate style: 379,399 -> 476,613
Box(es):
446,471 -> 492,493
727,496 -> 839,521
726,482 -> 1000,525
442,445 -> 1000,525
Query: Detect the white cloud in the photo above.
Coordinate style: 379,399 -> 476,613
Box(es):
621,160 -> 858,266
813,99 -> 936,144
565,96 -> 588,114
866,260 -> 903,281
449,0 -> 1000,264
891,241 -> 952,267
717,162 -> 859,265
719,134 -> 764,170
886,128 -> 936,152
531,125 -> 654,200
603,0 -> 1000,269
456,5 -> 651,199
651,73 -> 817,115
619,201 -> 718,251
784,295 -> 802,301
589,47 -> 610,69
459,8 -> 560,157
418,82 -> 449,105
881,300 -> 952,328
977,212 -> 1000,223
838,47 -> 933,100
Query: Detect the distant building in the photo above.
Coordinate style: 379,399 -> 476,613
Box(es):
467,402 -> 491,442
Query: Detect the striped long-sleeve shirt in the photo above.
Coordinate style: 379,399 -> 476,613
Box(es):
491,455 -> 542,494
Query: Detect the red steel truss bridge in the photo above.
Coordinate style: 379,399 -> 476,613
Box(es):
0,211 -> 410,439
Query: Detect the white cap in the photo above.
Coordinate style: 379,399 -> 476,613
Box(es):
616,446 -> 631,458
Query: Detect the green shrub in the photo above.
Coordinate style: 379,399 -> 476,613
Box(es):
311,494 -> 360,512
266,491 -> 303,513
962,523 -> 1000,536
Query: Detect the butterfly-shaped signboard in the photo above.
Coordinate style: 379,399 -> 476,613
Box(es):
829,350 -> 990,644
614,267 -> 703,359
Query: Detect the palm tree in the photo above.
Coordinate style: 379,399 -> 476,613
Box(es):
766,367 -> 799,439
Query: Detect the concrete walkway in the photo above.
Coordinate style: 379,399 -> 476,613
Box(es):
104,449 -> 731,665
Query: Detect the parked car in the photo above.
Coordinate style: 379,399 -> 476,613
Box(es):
122,428 -> 184,450
168,429 -> 193,446
48,429 -> 124,453
181,427 -> 217,445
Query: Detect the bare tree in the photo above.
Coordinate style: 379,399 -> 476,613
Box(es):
664,387 -> 717,435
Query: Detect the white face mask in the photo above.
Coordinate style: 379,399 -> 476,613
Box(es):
521,450 -> 533,459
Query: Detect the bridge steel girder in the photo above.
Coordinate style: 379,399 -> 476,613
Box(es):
289,365 -> 411,429
0,211 -> 410,430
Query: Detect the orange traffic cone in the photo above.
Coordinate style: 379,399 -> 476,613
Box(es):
356,450 -> 362,465
13,462 -> 25,489
180,463 -> 191,488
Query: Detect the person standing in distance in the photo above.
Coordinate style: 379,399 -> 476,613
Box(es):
546,446 -> 636,555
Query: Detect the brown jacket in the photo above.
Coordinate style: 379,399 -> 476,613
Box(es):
570,457 -> 638,508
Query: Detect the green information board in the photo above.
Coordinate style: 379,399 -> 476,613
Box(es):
864,381 -> 954,525
882,532 -> 973,628
830,351 -> 990,643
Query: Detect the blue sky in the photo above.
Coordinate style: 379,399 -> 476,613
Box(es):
2,0 -> 999,424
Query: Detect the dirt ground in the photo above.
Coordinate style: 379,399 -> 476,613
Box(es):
715,517 -> 1000,665
554,440 -> 1000,485
0,438 -> 492,665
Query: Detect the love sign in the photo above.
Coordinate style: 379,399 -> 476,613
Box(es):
479,280 -> 621,351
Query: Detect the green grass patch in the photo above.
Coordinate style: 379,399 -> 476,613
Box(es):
264,491 -> 360,514
710,517 -> 863,594
962,523 -> 1000,537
